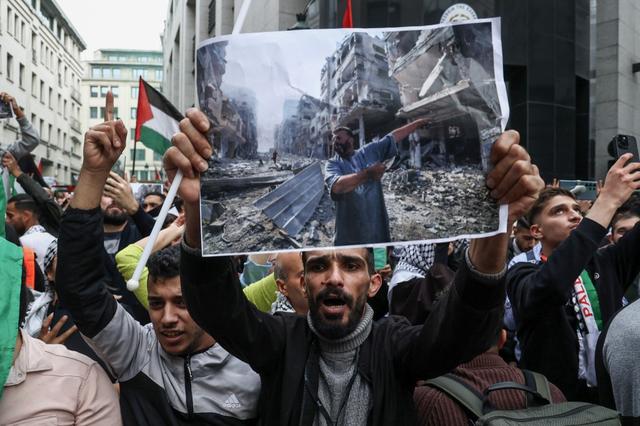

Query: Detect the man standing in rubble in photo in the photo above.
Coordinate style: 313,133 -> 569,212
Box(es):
325,118 -> 428,246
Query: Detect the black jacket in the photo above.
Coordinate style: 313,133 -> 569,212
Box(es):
181,245 -> 505,426
16,173 -> 62,237
507,218 -> 640,400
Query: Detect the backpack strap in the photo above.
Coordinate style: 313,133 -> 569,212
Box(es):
425,374 -> 485,420
522,369 -> 552,405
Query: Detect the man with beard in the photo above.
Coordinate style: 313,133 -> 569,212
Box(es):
325,119 -> 428,246
165,108 -> 544,425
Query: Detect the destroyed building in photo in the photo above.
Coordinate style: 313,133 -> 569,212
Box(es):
274,94 -> 322,157
322,32 -> 401,145
385,23 -> 501,169
197,42 -> 258,159
225,86 -> 259,158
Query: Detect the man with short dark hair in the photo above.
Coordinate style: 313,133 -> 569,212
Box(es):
507,159 -> 640,401
165,108 -> 544,425
142,191 -> 166,214
507,217 -> 537,262
6,193 -> 55,274
56,99 -> 261,425
325,119 -> 428,245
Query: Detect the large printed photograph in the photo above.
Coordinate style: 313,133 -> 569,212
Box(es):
196,19 -> 509,256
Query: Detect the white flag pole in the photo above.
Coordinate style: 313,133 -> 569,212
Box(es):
127,0 -> 254,292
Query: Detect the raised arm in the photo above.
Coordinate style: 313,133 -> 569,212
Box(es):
3,151 -> 62,235
395,130 -> 545,381
164,108 -> 287,373
508,155 -> 640,316
104,171 -> 155,236
390,117 -> 429,143
57,94 -> 151,380
0,92 -> 40,159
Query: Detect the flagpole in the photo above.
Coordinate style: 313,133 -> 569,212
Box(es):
126,0 -> 254,292
131,139 -> 137,178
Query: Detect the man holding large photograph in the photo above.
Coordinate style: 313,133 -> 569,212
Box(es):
325,118 -> 428,246
164,107 -> 543,425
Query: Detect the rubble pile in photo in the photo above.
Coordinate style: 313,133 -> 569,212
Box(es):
382,165 -> 499,241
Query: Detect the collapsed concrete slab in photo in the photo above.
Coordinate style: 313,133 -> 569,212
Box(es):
385,24 -> 501,126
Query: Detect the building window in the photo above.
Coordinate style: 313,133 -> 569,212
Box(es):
131,87 -> 139,98
130,107 -> 137,119
7,7 -> 13,35
6,54 -> 13,81
139,170 -> 149,181
155,70 -> 163,81
39,80 -> 44,103
100,86 -> 109,97
113,68 -> 121,79
111,86 -> 119,97
19,63 -> 25,88
64,100 -> 68,118
130,149 -> 145,161
132,68 -> 144,79
20,21 -> 26,45
48,88 -> 53,108
92,68 -> 101,79
103,68 -> 112,79
31,73 -> 37,98
154,151 -> 163,161
90,86 -> 98,97
90,107 -> 98,119
130,128 -> 136,140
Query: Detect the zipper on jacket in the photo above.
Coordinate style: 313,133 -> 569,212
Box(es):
184,355 -> 194,418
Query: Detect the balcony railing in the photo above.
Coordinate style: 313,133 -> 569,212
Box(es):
70,117 -> 81,133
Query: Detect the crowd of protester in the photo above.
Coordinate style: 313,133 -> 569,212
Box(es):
1,92 -> 640,425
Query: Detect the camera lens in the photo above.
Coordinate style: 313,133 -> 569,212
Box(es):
619,137 -> 629,149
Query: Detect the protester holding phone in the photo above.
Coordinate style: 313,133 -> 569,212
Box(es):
507,153 -> 640,402
0,92 -> 40,163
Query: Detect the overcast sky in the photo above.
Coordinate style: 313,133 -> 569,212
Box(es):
59,0 -> 170,58
206,29 -> 385,152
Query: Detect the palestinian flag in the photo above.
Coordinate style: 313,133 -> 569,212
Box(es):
135,78 -> 184,155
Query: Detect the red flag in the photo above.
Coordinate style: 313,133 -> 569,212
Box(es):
37,159 -> 43,174
342,0 -> 353,28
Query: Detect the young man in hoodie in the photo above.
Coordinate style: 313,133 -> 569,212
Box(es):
507,161 -> 640,401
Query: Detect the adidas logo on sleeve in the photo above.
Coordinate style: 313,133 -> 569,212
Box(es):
223,393 -> 241,409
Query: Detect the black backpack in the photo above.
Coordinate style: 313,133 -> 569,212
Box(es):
425,369 -> 621,425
